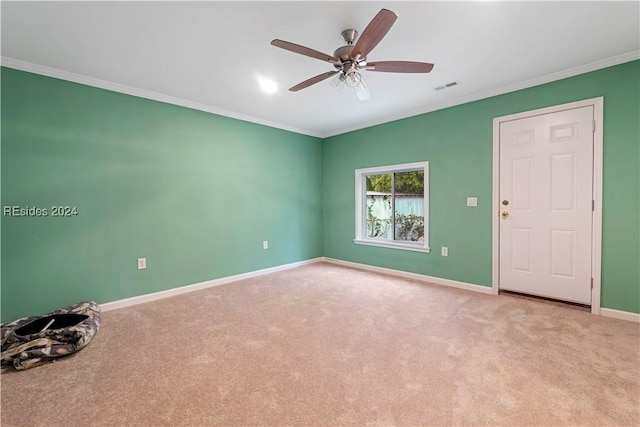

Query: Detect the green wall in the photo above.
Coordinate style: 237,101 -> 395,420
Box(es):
323,60 -> 640,314
1,68 -> 323,322
2,60 -> 638,322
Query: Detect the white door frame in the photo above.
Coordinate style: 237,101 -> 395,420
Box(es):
492,97 -> 604,314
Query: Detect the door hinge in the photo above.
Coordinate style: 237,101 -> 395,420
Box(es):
591,278 -> 594,289
592,200 -> 595,211
592,121 -> 596,133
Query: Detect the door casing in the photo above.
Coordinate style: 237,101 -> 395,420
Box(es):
492,97 -> 604,314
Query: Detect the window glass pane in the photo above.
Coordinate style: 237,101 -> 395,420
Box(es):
394,170 -> 424,242
366,173 -> 392,239
355,162 -> 429,251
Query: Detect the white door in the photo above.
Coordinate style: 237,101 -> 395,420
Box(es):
499,106 -> 594,304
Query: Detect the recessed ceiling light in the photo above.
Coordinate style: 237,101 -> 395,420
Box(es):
257,76 -> 278,95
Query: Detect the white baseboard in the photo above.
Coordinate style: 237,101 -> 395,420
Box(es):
100,256 -> 640,323
321,257 -> 493,295
101,257 -> 324,312
322,259 -> 640,323
600,308 -> 640,323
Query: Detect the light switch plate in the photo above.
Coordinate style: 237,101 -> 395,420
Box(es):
467,197 -> 478,207
137,257 -> 147,270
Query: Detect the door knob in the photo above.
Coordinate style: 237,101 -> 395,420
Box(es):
501,211 -> 509,218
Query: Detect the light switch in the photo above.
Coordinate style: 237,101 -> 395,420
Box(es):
467,197 -> 478,207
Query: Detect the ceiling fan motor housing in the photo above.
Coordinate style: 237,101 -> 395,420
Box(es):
333,45 -> 354,63
334,29 -> 367,71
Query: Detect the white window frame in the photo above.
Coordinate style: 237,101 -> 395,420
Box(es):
354,161 -> 430,253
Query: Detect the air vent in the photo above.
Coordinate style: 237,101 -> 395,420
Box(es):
434,80 -> 460,91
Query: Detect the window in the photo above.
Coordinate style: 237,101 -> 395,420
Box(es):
354,161 -> 430,252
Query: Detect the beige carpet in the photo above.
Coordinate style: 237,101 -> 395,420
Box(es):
2,262 -> 639,426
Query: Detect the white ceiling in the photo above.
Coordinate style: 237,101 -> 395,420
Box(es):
2,1 -> 639,138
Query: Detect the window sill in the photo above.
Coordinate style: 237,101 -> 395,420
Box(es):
353,239 -> 431,253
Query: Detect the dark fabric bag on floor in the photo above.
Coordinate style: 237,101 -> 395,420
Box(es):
1,301 -> 101,370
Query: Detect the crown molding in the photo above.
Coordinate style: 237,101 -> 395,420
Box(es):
3,51 -> 638,140
323,50 -> 640,138
0,56 -> 323,139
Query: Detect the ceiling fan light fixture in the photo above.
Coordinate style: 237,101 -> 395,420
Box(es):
329,73 -> 346,92
345,71 -> 362,88
354,76 -> 370,102
330,71 -> 369,100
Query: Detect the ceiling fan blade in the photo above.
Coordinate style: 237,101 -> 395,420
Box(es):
289,71 -> 339,92
271,39 -> 339,64
351,9 -> 398,60
365,61 -> 434,73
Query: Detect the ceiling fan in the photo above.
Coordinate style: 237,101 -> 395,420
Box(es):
271,8 -> 434,101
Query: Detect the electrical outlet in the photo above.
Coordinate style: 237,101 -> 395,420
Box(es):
137,257 -> 147,270
467,197 -> 478,207
263,241 -> 269,250
441,247 -> 448,257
